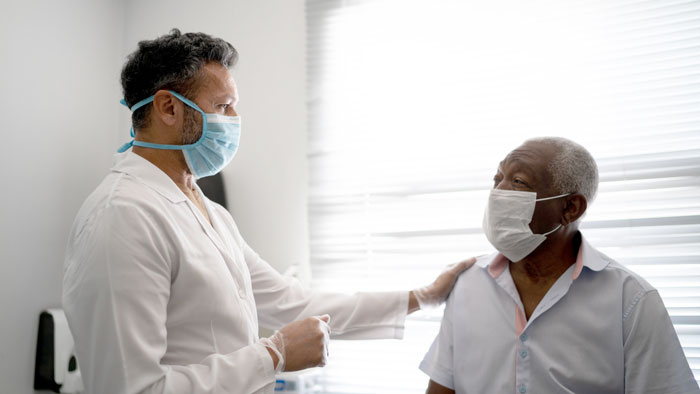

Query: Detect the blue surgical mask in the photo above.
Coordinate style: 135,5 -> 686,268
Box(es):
118,90 -> 241,179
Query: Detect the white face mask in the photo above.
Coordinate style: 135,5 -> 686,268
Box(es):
482,189 -> 570,262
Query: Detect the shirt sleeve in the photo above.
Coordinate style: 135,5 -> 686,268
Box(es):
239,238 -> 408,340
623,289 -> 699,394
63,203 -> 276,394
419,294 -> 455,390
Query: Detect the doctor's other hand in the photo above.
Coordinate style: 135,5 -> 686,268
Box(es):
263,314 -> 331,372
410,257 -> 477,311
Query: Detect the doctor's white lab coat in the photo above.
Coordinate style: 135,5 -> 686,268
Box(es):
62,151 -> 408,394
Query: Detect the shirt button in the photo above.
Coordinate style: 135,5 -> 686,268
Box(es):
238,288 -> 247,298
519,384 -> 527,393
520,350 -> 528,358
520,333 -> 527,342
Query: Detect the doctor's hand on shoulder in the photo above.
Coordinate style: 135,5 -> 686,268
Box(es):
410,257 -> 477,312
259,257 -> 477,373
261,314 -> 331,372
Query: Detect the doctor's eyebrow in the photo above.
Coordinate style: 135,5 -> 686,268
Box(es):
211,93 -> 239,106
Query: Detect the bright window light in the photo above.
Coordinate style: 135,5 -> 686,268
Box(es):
306,0 -> 700,392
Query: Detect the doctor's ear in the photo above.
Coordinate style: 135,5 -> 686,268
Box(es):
562,193 -> 587,226
151,90 -> 180,127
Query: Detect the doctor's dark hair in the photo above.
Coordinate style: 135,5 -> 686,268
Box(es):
121,28 -> 238,130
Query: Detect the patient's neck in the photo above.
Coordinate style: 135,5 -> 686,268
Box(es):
509,231 -> 581,319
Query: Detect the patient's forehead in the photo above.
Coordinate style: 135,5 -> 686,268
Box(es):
499,141 -> 556,182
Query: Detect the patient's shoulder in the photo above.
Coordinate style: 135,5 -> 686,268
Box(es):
452,254 -> 497,292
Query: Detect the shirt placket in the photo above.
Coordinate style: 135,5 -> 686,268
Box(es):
516,324 -> 530,394
493,265 -> 576,394
493,270 -> 529,394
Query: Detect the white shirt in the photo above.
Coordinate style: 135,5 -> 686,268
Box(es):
63,151 -> 408,394
420,236 -> 699,394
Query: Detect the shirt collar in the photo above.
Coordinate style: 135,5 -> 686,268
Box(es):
110,150 -> 188,203
486,233 -> 610,281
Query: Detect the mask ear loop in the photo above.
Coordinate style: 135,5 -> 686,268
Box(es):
535,192 -> 571,235
535,192 -> 571,202
541,224 -> 562,236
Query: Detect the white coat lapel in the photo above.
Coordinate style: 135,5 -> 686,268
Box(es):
186,191 -> 250,288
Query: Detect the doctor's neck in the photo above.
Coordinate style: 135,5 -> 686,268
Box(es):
132,146 -> 198,193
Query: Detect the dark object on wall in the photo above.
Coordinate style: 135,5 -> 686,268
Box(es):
197,172 -> 228,209
34,310 -> 82,392
34,311 -> 61,392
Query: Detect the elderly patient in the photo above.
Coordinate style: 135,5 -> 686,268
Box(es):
420,137 -> 699,394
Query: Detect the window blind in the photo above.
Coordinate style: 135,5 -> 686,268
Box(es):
306,0 -> 700,392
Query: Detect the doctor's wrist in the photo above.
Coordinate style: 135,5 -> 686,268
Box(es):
408,290 -> 420,314
265,346 -> 279,369
259,331 -> 286,372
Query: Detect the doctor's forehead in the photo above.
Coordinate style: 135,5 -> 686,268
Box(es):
198,63 -> 238,99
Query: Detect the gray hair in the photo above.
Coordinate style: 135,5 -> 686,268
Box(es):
526,137 -> 599,203
121,29 -> 238,130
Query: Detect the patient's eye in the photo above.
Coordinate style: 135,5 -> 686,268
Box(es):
512,178 -> 529,188
492,174 -> 502,187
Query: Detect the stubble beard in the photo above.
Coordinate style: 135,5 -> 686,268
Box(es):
182,106 -> 202,145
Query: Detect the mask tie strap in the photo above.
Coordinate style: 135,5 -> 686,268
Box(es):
117,140 -> 134,153
118,96 -> 156,150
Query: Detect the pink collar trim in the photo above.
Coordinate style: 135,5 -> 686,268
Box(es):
487,254 -> 509,278
487,240 -> 586,281
571,243 -> 585,280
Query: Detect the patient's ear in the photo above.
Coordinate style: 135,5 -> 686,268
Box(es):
562,193 -> 587,225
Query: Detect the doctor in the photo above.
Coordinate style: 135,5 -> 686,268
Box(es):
63,29 -> 474,394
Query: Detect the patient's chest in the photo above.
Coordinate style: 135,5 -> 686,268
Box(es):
449,269 -> 624,394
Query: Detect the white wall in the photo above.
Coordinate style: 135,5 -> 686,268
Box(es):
0,1 -> 126,392
0,0 -> 309,392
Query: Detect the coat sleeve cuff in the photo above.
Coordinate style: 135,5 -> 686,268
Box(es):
252,343 -> 277,394
393,290 -> 409,339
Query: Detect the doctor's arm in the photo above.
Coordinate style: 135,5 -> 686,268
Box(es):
242,234 -> 475,339
63,205 -> 278,394
427,380 -> 456,394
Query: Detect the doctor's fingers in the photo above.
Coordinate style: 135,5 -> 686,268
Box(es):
313,315 -> 331,364
279,316 -> 331,370
446,256 -> 478,274
315,314 -> 332,335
